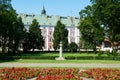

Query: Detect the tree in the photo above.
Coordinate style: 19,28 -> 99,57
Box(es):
90,0 -> 120,48
0,0 -> 12,53
53,21 -> 68,51
0,0 -> 25,53
29,19 -> 44,51
7,16 -> 25,53
78,5 -> 104,51
0,0 -> 27,54
69,42 -> 78,52
0,0 -> 12,11
22,32 -> 31,52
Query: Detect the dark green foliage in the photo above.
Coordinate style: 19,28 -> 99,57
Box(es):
0,0 -> 12,10
83,41 -> 94,49
53,21 -> 68,51
22,32 -> 31,51
0,0 -> 44,53
69,42 -> 78,52
78,5 -> 104,51
79,0 -> 120,52
115,34 -> 120,41
53,21 -> 61,50
0,54 -> 120,60
90,0 -> 120,44
7,17 -> 25,53
0,0 -> 25,53
28,19 -> 44,51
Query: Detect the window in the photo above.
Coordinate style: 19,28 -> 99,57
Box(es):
47,16 -> 52,18
60,16 -> 67,19
49,37 -> 53,42
75,17 -> 79,19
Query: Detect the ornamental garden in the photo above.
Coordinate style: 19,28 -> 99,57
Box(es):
0,0 -> 120,80
0,67 -> 120,80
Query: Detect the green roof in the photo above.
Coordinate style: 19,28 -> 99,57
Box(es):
18,14 -> 80,27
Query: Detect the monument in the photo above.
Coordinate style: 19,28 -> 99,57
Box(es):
56,41 -> 65,60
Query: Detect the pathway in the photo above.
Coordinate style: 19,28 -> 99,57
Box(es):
0,63 -> 120,68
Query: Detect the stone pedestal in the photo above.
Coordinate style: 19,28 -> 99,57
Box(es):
56,57 -> 65,60
56,41 -> 65,60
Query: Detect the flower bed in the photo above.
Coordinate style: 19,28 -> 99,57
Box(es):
36,68 -> 81,80
0,68 -> 82,80
0,67 -> 120,80
79,68 -> 120,80
0,67 -> 40,80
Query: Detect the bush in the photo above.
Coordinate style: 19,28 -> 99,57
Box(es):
20,56 -> 56,60
69,42 -> 78,52
0,52 -> 120,60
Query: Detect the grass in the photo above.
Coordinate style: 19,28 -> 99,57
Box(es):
0,52 -> 120,64
21,52 -> 109,58
2,59 -> 120,64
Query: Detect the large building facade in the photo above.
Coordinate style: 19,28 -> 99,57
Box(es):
18,7 -> 80,50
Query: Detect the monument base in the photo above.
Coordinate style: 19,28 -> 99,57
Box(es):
55,57 -> 65,60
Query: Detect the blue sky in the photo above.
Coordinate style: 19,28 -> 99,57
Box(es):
11,0 -> 91,17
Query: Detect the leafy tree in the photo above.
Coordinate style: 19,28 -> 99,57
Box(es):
0,0 -> 12,53
0,0 -> 12,10
53,21 -> 68,51
22,32 -> 31,52
53,21 -> 60,50
90,0 -> 120,47
78,5 -> 104,51
0,0 -> 26,53
69,42 -> 78,52
0,0 -> 25,53
8,16 -> 25,53
29,19 -> 44,51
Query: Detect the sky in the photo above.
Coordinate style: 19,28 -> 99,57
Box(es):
11,0 -> 91,17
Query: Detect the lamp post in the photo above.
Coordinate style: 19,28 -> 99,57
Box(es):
56,41 -> 65,60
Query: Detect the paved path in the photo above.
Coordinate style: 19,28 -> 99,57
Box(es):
0,63 -> 120,68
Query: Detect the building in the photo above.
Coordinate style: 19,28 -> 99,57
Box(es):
18,7 -> 80,50
100,38 -> 113,53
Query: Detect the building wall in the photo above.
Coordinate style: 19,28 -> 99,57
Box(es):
19,14 -> 80,50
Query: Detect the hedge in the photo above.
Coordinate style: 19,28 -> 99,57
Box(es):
0,56 -> 120,60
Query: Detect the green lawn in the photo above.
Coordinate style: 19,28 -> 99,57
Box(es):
22,52 -> 107,57
3,59 -> 119,64
0,53 -> 120,64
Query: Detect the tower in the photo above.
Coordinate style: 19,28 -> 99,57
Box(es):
41,6 -> 46,15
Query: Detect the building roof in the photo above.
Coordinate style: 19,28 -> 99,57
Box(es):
41,6 -> 46,15
18,7 -> 80,27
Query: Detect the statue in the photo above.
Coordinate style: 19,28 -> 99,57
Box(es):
56,41 -> 65,60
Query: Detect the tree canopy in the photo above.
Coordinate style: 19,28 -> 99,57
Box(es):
78,5 -> 104,50
69,42 -> 78,52
0,0 -> 25,53
79,0 -> 120,50
28,19 -> 44,51
90,0 -> 120,43
53,21 -> 68,51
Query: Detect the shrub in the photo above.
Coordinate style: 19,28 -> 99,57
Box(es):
69,42 -> 78,52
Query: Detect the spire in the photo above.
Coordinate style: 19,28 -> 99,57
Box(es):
41,5 -> 46,15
